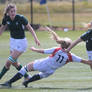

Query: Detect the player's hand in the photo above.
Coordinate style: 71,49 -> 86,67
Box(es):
35,39 -> 40,46
90,63 -> 92,70
30,46 -> 36,51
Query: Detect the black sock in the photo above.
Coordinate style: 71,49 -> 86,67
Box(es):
8,72 -> 23,84
0,66 -> 9,79
26,74 -> 41,84
16,65 -> 22,71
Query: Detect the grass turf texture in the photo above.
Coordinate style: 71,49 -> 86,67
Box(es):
0,30 -> 92,92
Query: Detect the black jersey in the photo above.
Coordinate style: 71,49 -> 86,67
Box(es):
2,14 -> 28,39
80,29 -> 92,51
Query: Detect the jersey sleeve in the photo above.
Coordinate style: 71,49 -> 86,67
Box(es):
71,53 -> 82,62
44,47 -> 57,54
80,29 -> 91,41
21,15 -> 28,25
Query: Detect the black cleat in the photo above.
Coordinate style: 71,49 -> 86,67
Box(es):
22,81 -> 28,88
0,81 -> 12,88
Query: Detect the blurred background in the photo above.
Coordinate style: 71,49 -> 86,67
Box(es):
0,0 -> 92,30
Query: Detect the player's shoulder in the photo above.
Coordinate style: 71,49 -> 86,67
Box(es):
53,47 -> 62,52
3,15 -> 10,20
16,14 -> 25,19
52,47 -> 61,49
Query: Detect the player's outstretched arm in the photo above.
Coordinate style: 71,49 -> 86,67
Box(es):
65,37 -> 83,52
30,47 -> 44,53
81,59 -> 92,66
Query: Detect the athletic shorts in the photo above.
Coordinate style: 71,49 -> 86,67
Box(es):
87,51 -> 92,60
33,59 -> 55,75
10,37 -> 28,52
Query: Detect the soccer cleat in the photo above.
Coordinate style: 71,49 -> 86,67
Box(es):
22,81 -> 28,88
0,81 -> 12,88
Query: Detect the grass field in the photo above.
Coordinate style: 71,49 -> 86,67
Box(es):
0,30 -> 92,92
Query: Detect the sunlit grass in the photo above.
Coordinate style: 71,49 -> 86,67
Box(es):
0,31 -> 91,92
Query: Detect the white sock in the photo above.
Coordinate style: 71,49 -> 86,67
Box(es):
19,67 -> 27,76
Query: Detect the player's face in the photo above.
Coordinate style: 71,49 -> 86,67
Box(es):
8,8 -> 16,20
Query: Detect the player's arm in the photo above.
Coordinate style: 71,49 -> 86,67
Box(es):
81,59 -> 92,66
26,23 -> 40,46
30,47 -> 56,54
66,37 -> 83,52
30,47 -> 44,53
0,25 -> 7,35
71,53 -> 92,66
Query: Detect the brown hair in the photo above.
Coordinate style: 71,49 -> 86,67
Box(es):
46,27 -> 72,49
4,3 -> 16,17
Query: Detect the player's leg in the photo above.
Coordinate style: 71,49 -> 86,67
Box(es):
12,62 -> 31,80
23,71 -> 54,87
23,61 -> 55,87
1,62 -> 33,87
10,50 -> 31,79
0,50 -> 13,79
87,51 -> 92,69
0,60 -> 11,79
11,38 -> 30,79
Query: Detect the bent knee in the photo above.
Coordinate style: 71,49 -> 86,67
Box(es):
27,62 -> 34,71
5,61 -> 12,69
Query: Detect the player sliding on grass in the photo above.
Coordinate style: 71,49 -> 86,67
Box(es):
2,27 -> 92,88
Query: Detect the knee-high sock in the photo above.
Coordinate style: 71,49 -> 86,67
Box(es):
8,66 -> 28,84
25,74 -> 41,84
0,66 -> 9,79
8,72 -> 23,84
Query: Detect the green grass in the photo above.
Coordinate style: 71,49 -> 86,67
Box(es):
0,30 -> 92,92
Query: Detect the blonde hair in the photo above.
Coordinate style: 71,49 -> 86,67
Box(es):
46,26 -> 72,49
4,3 -> 16,17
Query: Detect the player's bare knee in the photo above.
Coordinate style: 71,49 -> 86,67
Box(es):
27,62 -> 34,71
5,61 -> 12,69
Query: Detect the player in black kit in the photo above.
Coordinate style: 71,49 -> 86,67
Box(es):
66,22 -> 92,69
0,3 -> 40,80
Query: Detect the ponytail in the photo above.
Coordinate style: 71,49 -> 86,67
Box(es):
46,26 -> 72,49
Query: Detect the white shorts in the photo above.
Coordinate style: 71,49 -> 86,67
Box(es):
10,37 -> 28,52
87,51 -> 92,60
33,59 -> 55,75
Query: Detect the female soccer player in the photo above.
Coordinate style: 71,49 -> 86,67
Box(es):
2,27 -> 92,88
65,22 -> 92,69
0,4 -> 40,80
